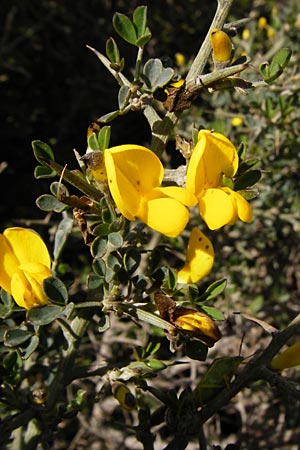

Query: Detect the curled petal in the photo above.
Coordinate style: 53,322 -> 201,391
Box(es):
186,130 -> 239,195
153,186 -> 197,207
177,227 -> 214,284
11,262 -> 51,309
104,145 -> 163,220
199,188 -> 238,230
224,188 -> 252,223
139,196 -> 190,238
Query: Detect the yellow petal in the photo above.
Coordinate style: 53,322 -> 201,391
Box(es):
104,145 -> 163,220
0,234 -> 20,294
11,271 -> 30,309
271,343 -> 300,371
186,130 -> 239,195
177,227 -> 214,284
140,196 -> 189,237
3,228 -> 51,268
153,186 -> 197,207
199,188 -> 237,230
224,188 -> 253,223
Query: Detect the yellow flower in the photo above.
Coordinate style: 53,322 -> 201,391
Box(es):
271,343 -> 300,371
231,116 -> 243,127
104,145 -> 196,237
258,17 -> 267,30
186,130 -> 252,230
177,227 -> 214,284
0,227 -> 51,309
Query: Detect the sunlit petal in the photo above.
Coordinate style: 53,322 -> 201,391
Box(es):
225,188 -> 253,223
178,227 -> 214,284
140,197 -> 190,238
199,188 -> 237,229
0,234 -> 20,294
3,228 -> 51,268
153,186 -> 197,207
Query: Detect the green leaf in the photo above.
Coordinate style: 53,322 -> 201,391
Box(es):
36,194 -> 67,212
23,335 -> 40,360
143,59 -> 174,91
98,126 -> 111,150
106,37 -> 121,63
133,6 -> 147,37
4,328 -> 33,347
34,165 -> 57,179
118,85 -> 130,110
32,140 -> 55,165
28,304 -> 64,326
93,257 -> 106,277
108,232 -> 123,248
234,169 -> 262,190
124,248 -> 141,274
43,277 -> 68,305
87,133 -> 100,151
198,278 -> 227,302
53,217 -> 74,261
91,237 -> 107,258
136,31 -> 152,48
200,306 -> 224,321
98,110 -> 120,123
113,12 -> 137,45
270,48 -> 292,72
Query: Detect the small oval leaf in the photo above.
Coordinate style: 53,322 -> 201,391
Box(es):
43,277 -> 68,305
4,329 -> 33,347
113,13 -> 137,45
28,304 -> 64,326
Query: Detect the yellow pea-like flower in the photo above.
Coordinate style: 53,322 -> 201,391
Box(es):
0,227 -> 51,309
210,29 -> 233,68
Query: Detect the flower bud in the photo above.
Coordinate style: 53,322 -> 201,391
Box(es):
112,382 -> 136,411
210,29 -> 233,69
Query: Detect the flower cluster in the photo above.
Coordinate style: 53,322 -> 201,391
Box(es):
95,130 -> 252,284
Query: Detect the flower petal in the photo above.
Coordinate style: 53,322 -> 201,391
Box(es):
199,188 -> 238,230
153,186 -> 197,207
11,271 -> 30,309
3,228 -> 51,268
186,130 -> 239,195
140,196 -> 189,237
177,227 -> 214,284
0,234 -> 20,294
225,188 -> 252,223
104,145 -> 163,220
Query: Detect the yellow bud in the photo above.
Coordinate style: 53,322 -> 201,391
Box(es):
258,17 -> 267,30
175,52 -> 186,67
271,343 -> 300,371
210,29 -> 233,64
112,382 -> 136,411
242,28 -> 250,40
231,117 -> 243,127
